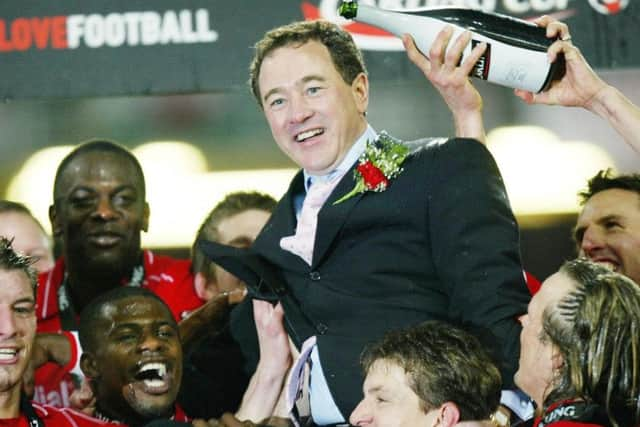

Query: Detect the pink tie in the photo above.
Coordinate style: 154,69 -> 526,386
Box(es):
280,177 -> 341,265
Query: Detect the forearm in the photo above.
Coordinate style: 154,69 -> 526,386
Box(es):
586,84 -> 640,153
235,362 -> 288,423
453,108 -> 486,144
35,333 -> 72,367
178,294 -> 230,352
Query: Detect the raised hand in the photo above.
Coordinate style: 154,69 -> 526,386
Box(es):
254,300 -> 291,375
513,15 -> 607,108
403,26 -> 487,143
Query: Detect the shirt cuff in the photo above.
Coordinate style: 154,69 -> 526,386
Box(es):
500,389 -> 534,421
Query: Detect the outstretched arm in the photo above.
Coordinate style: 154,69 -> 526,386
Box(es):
403,25 -> 487,143
514,16 -> 640,153
178,289 -> 245,352
234,300 -> 291,424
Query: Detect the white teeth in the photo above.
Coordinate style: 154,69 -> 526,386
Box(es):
138,362 -> 167,378
0,349 -> 17,360
143,379 -> 165,388
295,128 -> 323,142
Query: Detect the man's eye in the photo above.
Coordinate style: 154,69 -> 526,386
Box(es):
14,305 -> 35,315
115,333 -> 138,342
69,197 -> 96,209
269,98 -> 285,108
158,328 -> 176,339
113,194 -> 136,207
605,221 -> 621,230
306,86 -> 321,95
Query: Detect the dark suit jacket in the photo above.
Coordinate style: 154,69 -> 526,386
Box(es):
237,136 -> 530,417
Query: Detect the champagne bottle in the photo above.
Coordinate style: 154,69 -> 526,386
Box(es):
338,1 -> 564,93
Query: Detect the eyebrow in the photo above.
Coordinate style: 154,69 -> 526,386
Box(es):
69,184 -> 137,193
14,297 -> 35,305
573,214 -> 622,241
366,385 -> 386,394
108,320 -> 176,335
262,74 -> 328,103
109,323 -> 140,332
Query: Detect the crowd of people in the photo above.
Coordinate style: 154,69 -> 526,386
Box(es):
0,12 -> 639,427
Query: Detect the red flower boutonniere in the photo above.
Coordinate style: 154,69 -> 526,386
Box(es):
334,132 -> 409,205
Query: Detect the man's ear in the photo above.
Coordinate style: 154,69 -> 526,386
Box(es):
194,272 -> 217,301
351,72 -> 369,115
141,202 -> 150,233
80,353 -> 99,379
551,345 -> 564,370
49,204 -> 62,237
435,402 -> 460,427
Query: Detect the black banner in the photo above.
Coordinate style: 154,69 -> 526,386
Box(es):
0,0 -> 638,100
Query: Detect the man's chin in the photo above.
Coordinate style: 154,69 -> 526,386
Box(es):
0,368 -> 22,394
123,381 -> 177,419
513,370 -> 523,391
78,249 -> 137,275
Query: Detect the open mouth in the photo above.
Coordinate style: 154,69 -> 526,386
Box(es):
132,362 -> 170,393
295,127 -> 324,143
0,348 -> 18,363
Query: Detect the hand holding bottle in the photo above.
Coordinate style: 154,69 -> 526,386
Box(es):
514,16 -> 606,108
403,26 -> 487,143
514,16 -> 640,152
339,1 -> 563,92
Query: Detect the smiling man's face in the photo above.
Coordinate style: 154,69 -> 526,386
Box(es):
258,40 -> 368,175
0,269 -> 36,395
51,150 -> 149,275
574,188 -> 640,284
83,295 -> 182,424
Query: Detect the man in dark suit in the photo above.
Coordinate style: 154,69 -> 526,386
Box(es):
227,19 -> 530,425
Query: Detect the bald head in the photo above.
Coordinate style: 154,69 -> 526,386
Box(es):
54,140 -> 146,201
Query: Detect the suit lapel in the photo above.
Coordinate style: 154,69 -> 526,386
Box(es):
312,166 -> 364,268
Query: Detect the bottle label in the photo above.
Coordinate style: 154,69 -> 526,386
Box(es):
470,39 -> 491,81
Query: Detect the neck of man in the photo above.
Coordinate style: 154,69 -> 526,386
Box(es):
65,255 -> 141,312
0,386 -> 23,419
95,403 -> 173,427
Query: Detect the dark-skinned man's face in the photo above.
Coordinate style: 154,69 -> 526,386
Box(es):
82,295 -> 182,423
50,151 -> 149,275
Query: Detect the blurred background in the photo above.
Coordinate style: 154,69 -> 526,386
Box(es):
1,0 -> 639,280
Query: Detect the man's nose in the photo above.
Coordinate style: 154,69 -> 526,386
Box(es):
580,227 -> 604,257
349,400 -> 373,426
137,333 -> 165,353
0,306 -> 17,338
92,196 -> 118,221
518,313 -> 527,326
288,94 -> 313,124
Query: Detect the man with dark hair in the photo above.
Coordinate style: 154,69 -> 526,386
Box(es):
34,139 -> 204,408
0,200 -> 54,273
215,19 -> 530,424
574,169 -> 640,285
78,287 -> 188,427
350,320 -> 502,426
515,258 -> 640,426
0,236 -> 116,427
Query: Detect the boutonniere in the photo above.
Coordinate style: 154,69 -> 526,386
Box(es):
334,132 -> 409,205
